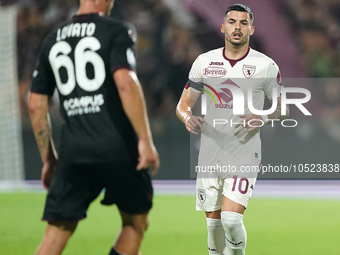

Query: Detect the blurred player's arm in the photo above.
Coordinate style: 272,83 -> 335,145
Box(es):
28,92 -> 57,190
267,95 -> 290,120
114,68 -> 159,175
176,87 -> 204,135
241,95 -> 290,132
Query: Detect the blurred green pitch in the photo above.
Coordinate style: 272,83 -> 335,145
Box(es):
1,193 -> 340,254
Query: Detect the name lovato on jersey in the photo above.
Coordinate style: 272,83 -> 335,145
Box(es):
56,22 -> 96,41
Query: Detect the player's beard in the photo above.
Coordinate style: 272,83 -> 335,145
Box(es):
225,32 -> 249,47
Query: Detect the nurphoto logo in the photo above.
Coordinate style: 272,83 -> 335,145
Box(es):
199,82 -> 312,128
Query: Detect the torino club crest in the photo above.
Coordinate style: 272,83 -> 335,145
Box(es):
198,189 -> 206,204
243,64 -> 256,79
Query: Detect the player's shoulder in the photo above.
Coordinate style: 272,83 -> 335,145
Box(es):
198,47 -> 223,59
98,16 -> 137,42
248,48 -> 278,67
195,47 -> 224,63
98,15 -> 133,30
53,14 -> 134,37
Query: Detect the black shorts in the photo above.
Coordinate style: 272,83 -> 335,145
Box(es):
42,161 -> 153,222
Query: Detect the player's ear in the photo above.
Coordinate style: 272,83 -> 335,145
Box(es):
221,24 -> 225,33
250,26 -> 255,36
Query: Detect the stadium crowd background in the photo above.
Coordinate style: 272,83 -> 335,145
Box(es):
1,0 -> 339,179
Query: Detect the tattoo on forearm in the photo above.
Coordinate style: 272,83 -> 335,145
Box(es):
35,117 -> 51,158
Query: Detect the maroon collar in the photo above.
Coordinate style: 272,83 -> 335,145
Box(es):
222,47 -> 250,67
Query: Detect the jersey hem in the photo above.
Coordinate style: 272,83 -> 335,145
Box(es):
111,65 -> 133,74
30,88 -> 54,96
41,217 -> 84,224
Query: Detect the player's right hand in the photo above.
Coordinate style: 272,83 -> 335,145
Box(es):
136,139 -> 160,176
185,116 -> 205,135
41,162 -> 56,190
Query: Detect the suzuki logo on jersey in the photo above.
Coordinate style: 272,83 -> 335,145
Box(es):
209,61 -> 224,65
242,65 -> 256,79
204,67 -> 227,78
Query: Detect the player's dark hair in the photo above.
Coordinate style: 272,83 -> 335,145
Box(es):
224,4 -> 254,23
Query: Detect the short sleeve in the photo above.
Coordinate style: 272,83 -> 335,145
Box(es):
30,39 -> 56,96
110,23 -> 136,73
264,61 -> 283,100
186,56 -> 203,91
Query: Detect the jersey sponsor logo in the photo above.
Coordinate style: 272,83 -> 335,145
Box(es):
203,67 -> 227,78
215,104 -> 233,109
63,94 -> 104,117
198,188 -> 206,204
56,22 -> 96,42
242,64 -> 256,79
218,80 -> 241,104
209,61 -> 224,65
214,79 -> 241,109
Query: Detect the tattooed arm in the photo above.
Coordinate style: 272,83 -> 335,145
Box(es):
28,92 -> 57,190
240,95 -> 290,132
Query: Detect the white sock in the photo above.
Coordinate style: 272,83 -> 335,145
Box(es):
206,218 -> 226,255
220,212 -> 247,255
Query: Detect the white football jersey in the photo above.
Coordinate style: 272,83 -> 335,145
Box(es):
187,47 -> 283,170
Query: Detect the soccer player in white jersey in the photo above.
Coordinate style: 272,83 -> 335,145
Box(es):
176,4 -> 289,255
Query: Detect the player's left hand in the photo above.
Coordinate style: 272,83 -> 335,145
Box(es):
238,114 -> 265,132
41,162 -> 57,190
136,139 -> 160,176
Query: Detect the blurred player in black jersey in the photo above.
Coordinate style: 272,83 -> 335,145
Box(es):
28,0 -> 159,254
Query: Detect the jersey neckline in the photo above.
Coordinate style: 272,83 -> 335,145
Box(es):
222,47 -> 250,68
72,13 -> 100,20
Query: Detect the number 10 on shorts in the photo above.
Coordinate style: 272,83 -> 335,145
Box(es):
231,176 -> 250,194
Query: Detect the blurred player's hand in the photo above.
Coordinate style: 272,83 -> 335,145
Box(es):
136,139 -> 160,176
185,116 -> 205,135
238,114 -> 265,132
41,162 -> 56,190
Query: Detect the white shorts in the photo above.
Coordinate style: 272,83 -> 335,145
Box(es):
196,173 -> 257,211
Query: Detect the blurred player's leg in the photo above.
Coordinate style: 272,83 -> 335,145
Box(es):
206,210 -> 226,255
35,222 -> 77,255
221,197 -> 246,255
197,174 -> 225,254
112,210 -> 149,255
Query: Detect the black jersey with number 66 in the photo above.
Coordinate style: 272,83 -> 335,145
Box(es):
31,14 -> 139,164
